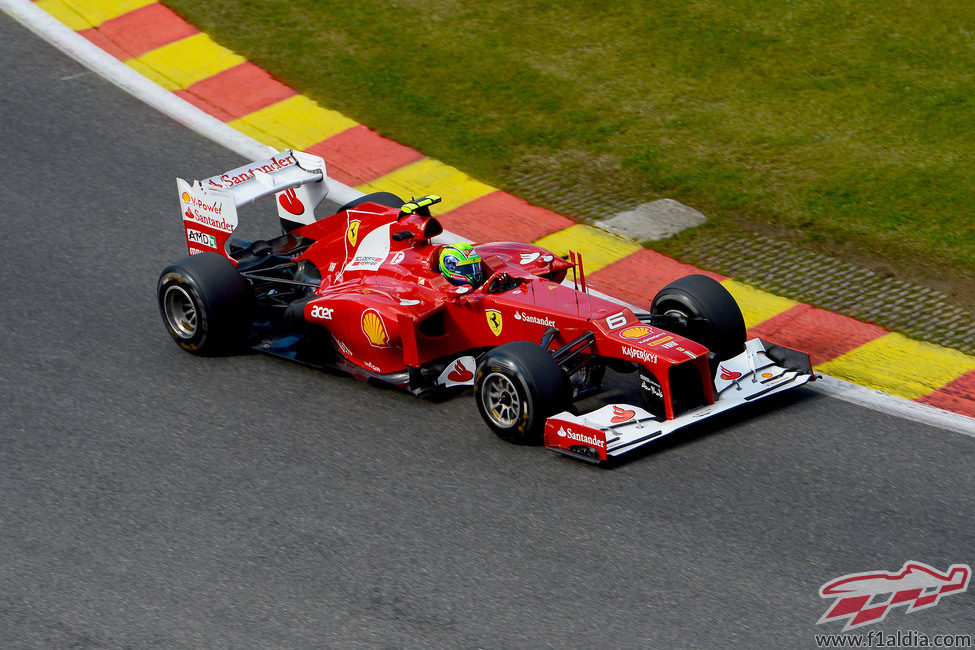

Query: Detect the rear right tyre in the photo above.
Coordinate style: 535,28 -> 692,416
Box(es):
157,253 -> 252,355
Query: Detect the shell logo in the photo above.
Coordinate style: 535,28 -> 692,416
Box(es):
620,326 -> 652,339
347,220 -> 361,247
361,309 -> 389,347
181,191 -> 191,203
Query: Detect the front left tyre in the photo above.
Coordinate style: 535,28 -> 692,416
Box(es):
157,253 -> 252,355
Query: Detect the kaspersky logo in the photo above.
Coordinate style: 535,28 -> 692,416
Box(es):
818,561 -> 970,630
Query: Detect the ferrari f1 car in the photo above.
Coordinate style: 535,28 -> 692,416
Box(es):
158,150 -> 815,464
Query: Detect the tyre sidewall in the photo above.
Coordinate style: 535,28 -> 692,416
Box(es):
651,274 -> 745,361
157,253 -> 250,355
474,341 -> 568,444
336,192 -> 405,213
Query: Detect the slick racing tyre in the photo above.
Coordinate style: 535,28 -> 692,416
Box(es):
157,253 -> 252,356
650,274 -> 746,361
336,192 -> 405,212
474,341 -> 569,445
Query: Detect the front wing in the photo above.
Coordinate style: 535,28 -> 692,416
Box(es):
543,339 -> 815,464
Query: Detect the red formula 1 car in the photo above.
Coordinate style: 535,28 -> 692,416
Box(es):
158,150 -> 815,464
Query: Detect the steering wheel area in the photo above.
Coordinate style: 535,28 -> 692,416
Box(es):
485,272 -> 521,294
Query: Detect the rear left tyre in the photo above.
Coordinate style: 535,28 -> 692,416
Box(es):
336,192 -> 405,213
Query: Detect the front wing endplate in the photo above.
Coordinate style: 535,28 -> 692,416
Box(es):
543,339 -> 815,463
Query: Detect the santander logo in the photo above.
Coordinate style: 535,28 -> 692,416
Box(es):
610,405 -> 635,423
447,360 -> 474,383
556,426 -> 605,449
719,366 -> 742,381
279,187 -> 304,215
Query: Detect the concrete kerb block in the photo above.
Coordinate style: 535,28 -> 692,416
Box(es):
601,198 -> 707,242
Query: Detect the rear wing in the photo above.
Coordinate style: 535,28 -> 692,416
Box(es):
177,149 -> 330,259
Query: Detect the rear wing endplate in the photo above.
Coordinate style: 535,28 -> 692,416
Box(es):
177,150 -> 330,259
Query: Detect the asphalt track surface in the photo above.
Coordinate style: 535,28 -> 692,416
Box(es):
1,15 -> 972,648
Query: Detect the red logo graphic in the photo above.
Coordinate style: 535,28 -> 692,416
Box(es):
818,561 -> 971,631
279,187 -> 304,215
446,360 -> 473,383
719,366 -> 742,381
610,405 -> 635,423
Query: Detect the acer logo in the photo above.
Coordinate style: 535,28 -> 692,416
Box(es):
310,305 -> 334,320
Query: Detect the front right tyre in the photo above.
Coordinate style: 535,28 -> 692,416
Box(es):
474,341 -> 569,444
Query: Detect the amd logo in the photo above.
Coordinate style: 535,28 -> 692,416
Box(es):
186,229 -> 216,249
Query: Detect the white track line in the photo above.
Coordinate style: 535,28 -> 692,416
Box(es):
4,0 -> 973,438
808,376 -> 974,438
0,0 -> 361,209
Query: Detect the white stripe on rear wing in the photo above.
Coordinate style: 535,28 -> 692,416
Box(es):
192,149 -> 328,208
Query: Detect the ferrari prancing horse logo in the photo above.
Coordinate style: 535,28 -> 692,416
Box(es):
485,310 -> 503,336
347,220 -> 360,247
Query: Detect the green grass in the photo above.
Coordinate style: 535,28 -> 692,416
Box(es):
163,0 -> 975,297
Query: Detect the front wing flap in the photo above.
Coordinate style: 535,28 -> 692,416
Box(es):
543,338 -> 815,464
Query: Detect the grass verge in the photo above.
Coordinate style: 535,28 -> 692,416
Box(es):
162,0 -> 975,305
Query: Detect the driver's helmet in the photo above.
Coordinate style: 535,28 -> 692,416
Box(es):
438,243 -> 484,287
